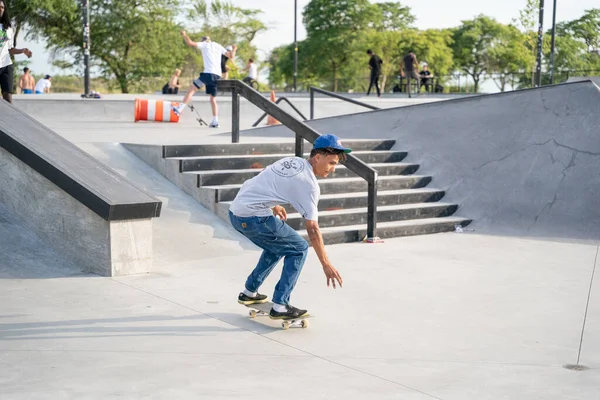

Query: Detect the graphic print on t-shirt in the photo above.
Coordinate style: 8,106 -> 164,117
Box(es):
0,27 -> 9,49
271,158 -> 305,178
0,34 -> 7,48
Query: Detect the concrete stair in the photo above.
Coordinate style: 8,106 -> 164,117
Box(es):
124,139 -> 471,244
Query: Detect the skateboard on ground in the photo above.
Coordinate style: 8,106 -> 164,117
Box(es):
244,301 -> 312,330
187,104 -> 208,126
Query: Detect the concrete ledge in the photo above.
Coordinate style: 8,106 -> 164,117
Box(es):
0,146 -> 152,276
0,101 -> 161,276
0,101 -> 161,220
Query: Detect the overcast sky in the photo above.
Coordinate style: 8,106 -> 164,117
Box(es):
16,0 -> 598,77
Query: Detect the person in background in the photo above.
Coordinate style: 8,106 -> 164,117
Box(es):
34,75 -> 51,94
242,58 -> 258,86
221,44 -> 237,79
18,67 -> 35,94
419,63 -> 434,93
172,31 -> 228,128
400,50 -> 419,98
0,0 -> 33,103
167,68 -> 181,94
366,49 -> 383,97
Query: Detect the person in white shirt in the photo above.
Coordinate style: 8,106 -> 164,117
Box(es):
172,30 -> 227,128
34,75 -> 51,94
242,58 -> 258,86
230,134 -> 348,320
0,0 -> 32,103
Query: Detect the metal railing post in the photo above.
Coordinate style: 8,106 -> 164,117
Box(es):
232,87 -> 240,143
367,173 -> 378,240
295,135 -> 304,157
310,88 -> 314,120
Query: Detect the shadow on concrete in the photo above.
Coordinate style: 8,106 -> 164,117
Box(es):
0,314 -> 243,340
207,312 -> 280,335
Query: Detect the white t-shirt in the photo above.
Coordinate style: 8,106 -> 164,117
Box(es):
0,25 -> 14,68
248,63 -> 258,79
197,41 -> 227,76
229,157 -> 320,221
35,78 -> 51,93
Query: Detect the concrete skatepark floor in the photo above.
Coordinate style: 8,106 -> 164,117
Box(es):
2,93 -> 600,399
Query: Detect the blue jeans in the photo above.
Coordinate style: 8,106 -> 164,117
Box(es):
229,211 -> 309,305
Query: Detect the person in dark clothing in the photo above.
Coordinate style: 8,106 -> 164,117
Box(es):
366,49 -> 382,97
400,51 -> 419,98
220,44 -> 237,79
419,63 -> 434,93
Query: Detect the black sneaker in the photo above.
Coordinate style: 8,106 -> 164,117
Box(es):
238,292 -> 268,305
269,304 -> 308,320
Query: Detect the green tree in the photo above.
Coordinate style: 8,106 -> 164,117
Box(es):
267,44 -> 294,89
452,15 -> 505,92
11,0 -> 187,93
267,40 -> 322,90
511,0 -> 540,87
555,9 -> 600,76
406,29 -> 455,77
488,25 -> 531,91
372,2 -> 415,31
302,0 -> 376,91
559,9 -> 600,54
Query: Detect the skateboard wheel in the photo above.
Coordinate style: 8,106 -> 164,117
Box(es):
249,310 -> 257,318
301,319 -> 309,329
282,321 -> 290,330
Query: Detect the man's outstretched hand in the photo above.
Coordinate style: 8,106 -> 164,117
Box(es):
323,264 -> 343,289
272,205 -> 287,221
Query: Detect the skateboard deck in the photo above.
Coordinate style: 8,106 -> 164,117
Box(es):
187,104 -> 208,126
244,301 -> 313,330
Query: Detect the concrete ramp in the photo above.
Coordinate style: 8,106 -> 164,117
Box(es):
243,82 -> 600,242
566,76 -> 600,86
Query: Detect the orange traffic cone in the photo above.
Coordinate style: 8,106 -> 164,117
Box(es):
266,90 -> 280,125
134,98 -> 180,123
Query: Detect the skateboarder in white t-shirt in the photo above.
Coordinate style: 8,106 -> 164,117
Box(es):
172,30 -> 227,128
229,134 -> 349,319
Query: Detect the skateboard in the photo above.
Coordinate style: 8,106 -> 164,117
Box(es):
187,104 -> 208,126
244,301 -> 312,330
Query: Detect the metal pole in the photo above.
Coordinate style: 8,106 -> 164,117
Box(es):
366,176 -> 378,241
309,87 -> 314,119
232,88 -> 240,143
295,135 -> 303,157
82,0 -> 90,95
293,0 -> 298,92
549,0 -> 557,84
535,0 -> 545,87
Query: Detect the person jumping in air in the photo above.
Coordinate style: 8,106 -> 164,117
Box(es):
172,30 -> 227,128
229,134 -> 347,319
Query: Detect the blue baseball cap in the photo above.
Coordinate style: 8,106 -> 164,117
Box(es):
313,134 -> 352,154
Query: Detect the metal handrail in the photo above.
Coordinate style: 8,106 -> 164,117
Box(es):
309,86 -> 380,119
219,79 -> 379,241
252,96 -> 307,127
